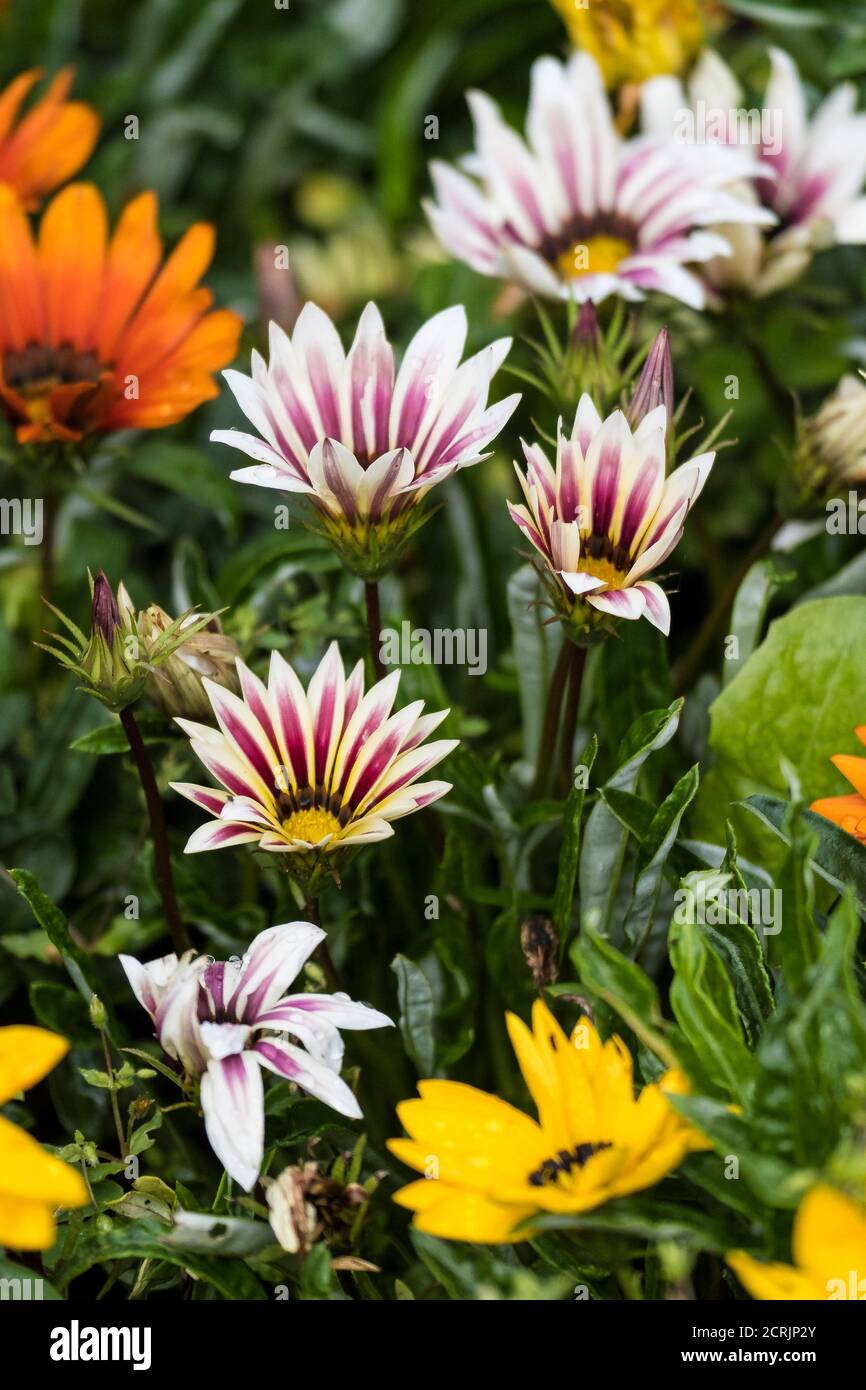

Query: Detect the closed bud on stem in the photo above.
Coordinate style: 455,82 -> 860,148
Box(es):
88,994 -> 108,1031
627,328 -> 674,430
38,573 -> 225,714
138,605 -> 241,719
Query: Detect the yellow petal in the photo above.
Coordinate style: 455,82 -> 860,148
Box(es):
0,1194 -> 57,1251
727,1250 -> 825,1301
0,1115 -> 89,1207
794,1185 -> 866,1292
406,1181 -> 534,1244
0,1025 -> 69,1104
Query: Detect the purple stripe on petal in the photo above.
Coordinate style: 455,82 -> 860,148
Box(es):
252,1038 -> 298,1078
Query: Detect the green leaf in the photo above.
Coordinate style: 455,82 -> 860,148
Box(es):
668,906 -> 757,1102
696,598 -> 866,852
571,929 -> 675,1066
723,555 -> 789,687
552,734 -> 597,942
0,1258 -> 62,1300
9,870 -> 104,1017
391,954 -> 436,1075
70,710 -> 172,755
580,700 -> 683,935
506,564 -> 561,767
741,795 -> 866,915
625,764 -> 700,949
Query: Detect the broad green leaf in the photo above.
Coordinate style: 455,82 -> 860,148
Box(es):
624,764 -> 700,950
723,555 -> 788,687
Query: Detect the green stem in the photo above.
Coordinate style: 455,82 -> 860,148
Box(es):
558,643 -> 587,797
119,705 -> 191,954
364,581 -> 385,683
531,638 -> 571,799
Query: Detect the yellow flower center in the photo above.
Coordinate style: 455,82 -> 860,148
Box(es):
556,235 -> 632,280
281,806 -> 342,844
579,555 -> 626,588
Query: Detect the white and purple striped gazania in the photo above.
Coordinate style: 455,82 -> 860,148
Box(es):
507,396 -> 714,634
424,51 -> 773,309
171,641 -> 457,856
210,300 -> 519,544
120,923 -> 393,1190
642,48 -> 866,296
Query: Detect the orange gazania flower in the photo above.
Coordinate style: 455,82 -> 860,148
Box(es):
811,726 -> 866,842
0,182 -> 243,444
0,68 -> 99,207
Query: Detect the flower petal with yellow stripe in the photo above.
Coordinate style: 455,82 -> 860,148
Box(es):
389,1000 -> 709,1243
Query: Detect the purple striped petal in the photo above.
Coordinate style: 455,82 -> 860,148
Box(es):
253,1037 -> 362,1119
228,922 -> 324,1022
200,1053 -> 264,1191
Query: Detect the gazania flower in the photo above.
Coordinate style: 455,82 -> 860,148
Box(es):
389,999 -> 708,1243
508,394 -> 713,636
0,68 -> 99,207
171,640 -> 457,876
0,182 -> 242,445
425,52 -> 772,308
120,922 -> 393,1191
728,1185 -> 866,1300
550,0 -> 703,89
0,1025 -> 88,1248
211,301 -> 519,578
811,726 -> 866,842
643,47 -> 866,296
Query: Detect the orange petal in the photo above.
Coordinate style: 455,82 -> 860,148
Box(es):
0,183 -> 43,348
97,191 -> 162,360
810,792 -> 866,840
830,754 -> 866,798
38,183 -> 107,348
0,70 -> 42,145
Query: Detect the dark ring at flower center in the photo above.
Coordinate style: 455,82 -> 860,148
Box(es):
3,340 -> 106,394
528,1140 -> 613,1187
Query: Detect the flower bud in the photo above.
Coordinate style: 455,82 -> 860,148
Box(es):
39,574 -> 225,714
796,373 -> 866,499
138,605 -> 241,720
627,328 -> 674,430
88,994 -> 108,1031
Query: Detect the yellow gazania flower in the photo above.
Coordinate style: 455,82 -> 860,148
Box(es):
0,1026 -> 89,1249
811,725 -> 866,843
728,1185 -> 866,1300
551,0 -> 704,89
0,69 -> 99,207
388,999 -> 709,1243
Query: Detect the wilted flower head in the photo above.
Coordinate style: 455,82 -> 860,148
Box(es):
121,923 -> 392,1190
171,640 -> 457,884
138,605 -> 241,720
425,52 -> 772,308
265,1159 -> 372,1256
0,183 -> 241,445
643,48 -> 866,297
40,572 -> 221,712
796,374 -> 866,499
0,68 -> 99,207
211,300 -> 519,579
389,999 -> 708,1243
508,396 -> 713,637
551,0 -> 704,89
